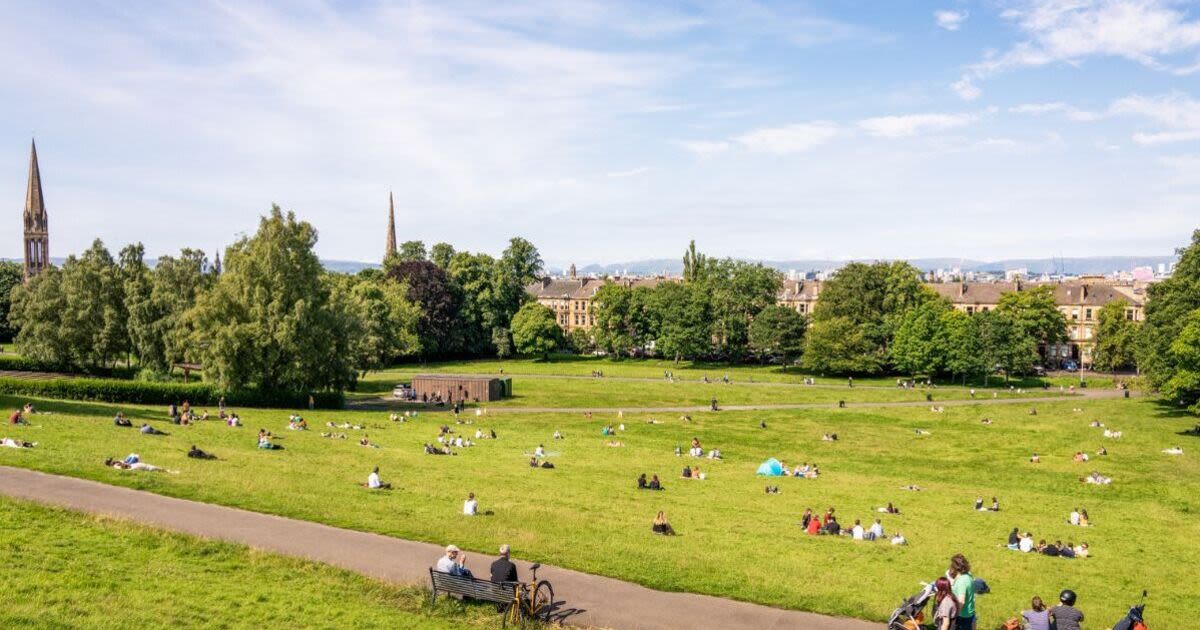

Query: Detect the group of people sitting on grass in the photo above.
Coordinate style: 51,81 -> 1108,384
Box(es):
424,442 -> 456,455
1006,528 -> 1090,558
680,465 -> 705,480
637,473 -> 664,490
474,428 -> 498,440
798,508 -> 904,543
287,415 -> 308,430
529,457 -> 554,469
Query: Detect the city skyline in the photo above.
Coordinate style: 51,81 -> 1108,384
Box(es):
3,1 -> 1200,264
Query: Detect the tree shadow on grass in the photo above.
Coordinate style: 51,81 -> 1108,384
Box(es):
1146,398 -> 1197,420
0,395 -> 163,423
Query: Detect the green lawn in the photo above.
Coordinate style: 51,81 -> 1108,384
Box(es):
2,390 -> 1195,628
0,497 -> 510,629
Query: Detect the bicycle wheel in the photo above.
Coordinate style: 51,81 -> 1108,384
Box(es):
531,581 -> 555,622
502,601 -> 522,628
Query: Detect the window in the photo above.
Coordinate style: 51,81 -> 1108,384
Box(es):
1085,308 -> 1092,321
1071,309 -> 1079,321
966,306 -> 975,315
1125,309 -> 1134,321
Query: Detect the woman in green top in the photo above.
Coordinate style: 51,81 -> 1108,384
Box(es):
949,554 -> 975,630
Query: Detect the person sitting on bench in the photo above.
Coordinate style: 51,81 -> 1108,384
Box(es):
436,545 -> 472,577
490,544 -> 519,582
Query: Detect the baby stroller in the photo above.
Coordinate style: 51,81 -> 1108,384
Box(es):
1112,591 -> 1148,630
887,581 -> 935,630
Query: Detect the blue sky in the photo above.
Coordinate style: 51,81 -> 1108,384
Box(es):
2,1 -> 1199,268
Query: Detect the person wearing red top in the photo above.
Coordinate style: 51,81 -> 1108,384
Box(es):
806,515 -> 822,535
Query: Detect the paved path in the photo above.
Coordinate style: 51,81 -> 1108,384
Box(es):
481,388 -> 1130,414
0,466 -> 876,630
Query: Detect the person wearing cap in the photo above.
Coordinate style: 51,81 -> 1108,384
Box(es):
1050,590 -> 1084,630
436,545 -> 473,577
489,544 -> 519,583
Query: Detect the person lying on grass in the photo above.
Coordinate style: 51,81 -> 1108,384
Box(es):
1081,472 -> 1111,485
105,455 -> 174,473
1163,446 -> 1184,455
321,432 -> 347,439
876,502 -> 902,514
359,435 -> 379,448
187,445 -> 216,460
1,437 -> 35,449
140,423 -> 168,436
113,412 -> 132,427
364,466 -> 391,489
529,457 -> 554,469
652,511 -> 676,535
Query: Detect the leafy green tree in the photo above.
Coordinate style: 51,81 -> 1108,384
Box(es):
510,302 -> 562,359
385,259 -> 463,358
492,326 -> 514,359
890,298 -> 952,376
567,327 -> 593,355
448,252 -> 498,355
1138,230 -> 1200,407
649,281 -> 711,361
996,285 -> 1067,354
748,304 -> 806,368
7,267 -> 70,367
185,206 -> 356,393
1093,299 -> 1139,374
591,282 -> 652,356
430,242 -> 456,269
682,239 -> 707,283
941,309 -> 986,384
701,259 -> 782,359
397,240 -> 427,262
0,261 -> 23,342
976,310 -> 1038,383
801,315 -> 881,374
345,278 -> 421,376
1161,308 -> 1200,413
803,261 -> 930,374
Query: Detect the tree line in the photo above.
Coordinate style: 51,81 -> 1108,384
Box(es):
5,206 -> 541,397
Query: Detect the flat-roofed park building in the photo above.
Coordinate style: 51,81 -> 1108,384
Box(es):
409,374 -> 512,403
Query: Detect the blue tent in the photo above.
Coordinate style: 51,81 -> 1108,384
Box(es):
756,458 -> 783,476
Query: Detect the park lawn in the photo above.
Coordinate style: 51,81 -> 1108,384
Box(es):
1,393 -> 1196,628
0,497 -> 511,629
369,356 -> 1115,389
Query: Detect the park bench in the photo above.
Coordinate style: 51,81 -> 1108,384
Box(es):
428,568 -> 515,607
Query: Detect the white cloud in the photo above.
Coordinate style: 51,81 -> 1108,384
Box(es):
935,10 -> 969,31
951,77 -> 982,100
677,140 -> 731,156
964,1 -> 1200,87
733,122 -> 839,154
606,166 -> 652,178
1008,102 -> 1103,121
858,113 -> 976,138
1110,93 -> 1200,145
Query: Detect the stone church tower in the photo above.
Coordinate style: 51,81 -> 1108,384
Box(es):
385,191 -> 397,261
23,139 -> 50,282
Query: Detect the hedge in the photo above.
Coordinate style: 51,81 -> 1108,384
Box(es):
0,353 -> 137,379
0,377 -> 344,409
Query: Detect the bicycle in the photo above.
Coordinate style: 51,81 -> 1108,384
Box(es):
502,563 -> 554,627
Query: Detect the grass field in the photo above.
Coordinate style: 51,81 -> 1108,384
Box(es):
2,373 -> 1195,628
0,497 -> 510,629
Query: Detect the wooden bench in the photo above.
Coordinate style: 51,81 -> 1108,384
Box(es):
429,568 -> 515,606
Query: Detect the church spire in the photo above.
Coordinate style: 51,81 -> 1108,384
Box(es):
213,249 -> 222,275
385,191 -> 397,260
23,139 -> 50,282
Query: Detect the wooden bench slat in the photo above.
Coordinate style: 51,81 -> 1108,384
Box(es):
429,568 -> 516,605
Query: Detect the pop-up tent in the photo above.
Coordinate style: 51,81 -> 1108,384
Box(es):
756,458 -> 783,476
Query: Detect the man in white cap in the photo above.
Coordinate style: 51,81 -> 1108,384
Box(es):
436,545 -> 472,577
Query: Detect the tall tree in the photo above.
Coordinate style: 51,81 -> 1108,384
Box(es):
511,302 -> 562,360
649,281 -> 711,362
430,242 -> 456,269
996,285 -> 1068,354
7,267 -> 70,367
591,282 -> 653,356
0,261 -> 23,343
941,309 -> 986,384
682,239 -> 707,283
890,298 -> 952,376
448,251 -> 499,356
1093,299 -> 1139,374
397,240 -> 427,262
1161,308 -> 1200,413
976,310 -> 1038,383
185,206 -> 356,393
701,259 -> 782,359
1138,230 -> 1200,406
344,278 -> 421,376
385,259 -> 463,358
748,304 -> 806,368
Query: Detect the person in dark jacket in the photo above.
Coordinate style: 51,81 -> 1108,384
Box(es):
489,544 -> 519,583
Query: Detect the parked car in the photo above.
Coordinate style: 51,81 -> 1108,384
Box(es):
1062,360 -> 1079,371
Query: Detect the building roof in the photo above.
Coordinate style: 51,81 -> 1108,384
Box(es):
779,279 -> 822,300
927,281 -> 1144,307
